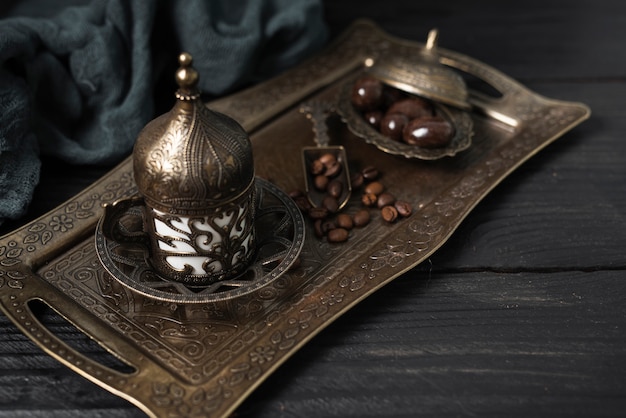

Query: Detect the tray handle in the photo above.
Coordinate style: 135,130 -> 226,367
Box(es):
0,275 -> 159,416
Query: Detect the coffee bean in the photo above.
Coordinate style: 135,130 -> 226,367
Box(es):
319,152 -> 336,167
308,207 -> 328,220
327,228 -> 349,243
322,195 -> 339,213
310,159 -> 325,175
294,196 -> 312,211
336,213 -> 353,230
324,160 -> 342,178
361,165 -> 379,180
377,192 -> 396,208
350,172 -> 364,189
352,209 -> 370,227
314,219 -> 325,238
381,205 -> 398,223
321,219 -> 337,234
394,200 -> 412,217
327,179 -> 343,198
361,192 -> 377,207
299,156 -> 410,244
402,116 -> 455,148
314,174 -> 329,191
364,181 -> 384,196
289,189 -> 304,199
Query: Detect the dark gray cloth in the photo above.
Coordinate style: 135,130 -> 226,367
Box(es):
0,0 -> 328,225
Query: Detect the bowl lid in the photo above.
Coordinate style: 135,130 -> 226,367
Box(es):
367,29 -> 470,110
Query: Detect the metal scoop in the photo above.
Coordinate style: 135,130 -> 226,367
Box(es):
299,101 -> 352,211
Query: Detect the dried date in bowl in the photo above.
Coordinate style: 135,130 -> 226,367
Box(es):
336,75 -> 474,160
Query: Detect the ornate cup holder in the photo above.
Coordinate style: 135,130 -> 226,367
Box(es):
95,178 -> 305,303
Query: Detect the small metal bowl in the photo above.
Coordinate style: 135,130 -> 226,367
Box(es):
336,79 -> 474,160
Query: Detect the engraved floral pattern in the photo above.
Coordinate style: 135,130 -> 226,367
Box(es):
320,290 -> 344,306
149,381 -> 228,418
49,214 -> 74,232
249,346 -> 275,364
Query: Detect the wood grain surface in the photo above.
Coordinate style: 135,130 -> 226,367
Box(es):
1,1 -> 625,417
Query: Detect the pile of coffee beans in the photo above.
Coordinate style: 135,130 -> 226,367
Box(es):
291,162 -> 412,244
309,152 -> 345,214
351,76 -> 455,149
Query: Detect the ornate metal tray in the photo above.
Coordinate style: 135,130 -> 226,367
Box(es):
0,20 -> 590,418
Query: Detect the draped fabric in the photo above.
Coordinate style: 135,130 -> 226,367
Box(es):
0,0 -> 328,225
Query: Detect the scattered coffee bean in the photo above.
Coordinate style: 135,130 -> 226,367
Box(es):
314,219 -> 325,238
300,161 -> 411,244
377,192 -> 396,208
394,200 -> 412,217
364,181 -> 384,196
289,189 -> 304,199
350,172 -> 364,189
327,227 -> 349,243
336,213 -> 353,230
361,192 -> 378,207
294,196 -> 312,212
361,165 -> 379,180
321,219 -> 336,234
381,205 -> 398,223
352,209 -> 370,227
308,207 -> 329,220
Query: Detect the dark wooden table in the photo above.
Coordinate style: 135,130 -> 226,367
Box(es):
1,1 -> 625,416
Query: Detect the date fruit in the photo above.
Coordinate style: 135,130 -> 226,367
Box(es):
403,116 -> 455,148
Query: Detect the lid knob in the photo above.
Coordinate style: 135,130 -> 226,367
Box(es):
175,52 -> 200,100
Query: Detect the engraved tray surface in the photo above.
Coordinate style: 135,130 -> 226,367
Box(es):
0,21 -> 590,418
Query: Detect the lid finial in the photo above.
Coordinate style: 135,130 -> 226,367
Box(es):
425,28 -> 439,51
175,52 -> 200,100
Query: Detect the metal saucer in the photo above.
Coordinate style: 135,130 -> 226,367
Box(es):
95,178 -> 305,304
